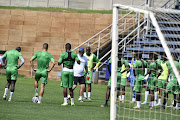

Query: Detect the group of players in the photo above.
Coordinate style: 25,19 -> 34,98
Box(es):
101,52 -> 180,110
0,43 -> 101,106
0,43 -> 180,109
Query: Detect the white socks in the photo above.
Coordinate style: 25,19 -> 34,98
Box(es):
67,94 -> 71,98
88,92 -> 91,98
3,88 -> 9,97
176,103 -> 179,108
122,95 -> 125,100
155,91 -> 158,101
151,101 -> 154,107
137,101 -> 141,107
132,98 -> 136,101
39,96 -> 42,102
84,92 -> 87,98
79,96 -> 82,100
9,92 -> 14,100
35,88 -> 38,95
145,91 -> 149,103
71,98 -> 74,104
158,99 -> 161,104
119,96 -> 122,101
64,97 -> 67,104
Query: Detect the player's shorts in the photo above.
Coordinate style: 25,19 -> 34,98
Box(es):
84,71 -> 93,84
35,69 -> 48,84
6,66 -> 18,81
157,79 -> 166,89
61,71 -> 74,88
166,76 -> 179,94
73,76 -> 85,85
133,76 -> 144,92
107,72 -> 121,88
121,78 -> 127,86
147,76 -> 157,91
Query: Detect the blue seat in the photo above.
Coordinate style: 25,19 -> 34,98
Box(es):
57,72 -> 61,81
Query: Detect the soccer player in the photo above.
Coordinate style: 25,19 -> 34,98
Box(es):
101,57 -> 120,107
72,48 -> 89,102
161,58 -> 180,110
130,52 -> 137,103
119,57 -> 130,102
143,53 -> 158,109
83,46 -> 100,100
58,43 -> 80,106
1,47 -> 24,101
155,56 -> 168,106
133,53 -> 148,108
30,43 -> 55,103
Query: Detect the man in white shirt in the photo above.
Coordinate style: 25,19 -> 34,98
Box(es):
73,48 -> 89,102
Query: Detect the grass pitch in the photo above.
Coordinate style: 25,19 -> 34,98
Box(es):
0,75 -> 179,120
0,75 -> 109,120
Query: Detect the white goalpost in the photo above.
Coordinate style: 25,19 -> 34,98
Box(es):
111,3 -> 180,120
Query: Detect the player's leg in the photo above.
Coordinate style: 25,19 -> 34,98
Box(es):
87,83 -> 91,100
83,72 -> 87,99
87,71 -> 93,100
38,84 -> 45,103
3,67 -> 11,100
71,77 -> 77,101
78,77 -> 85,102
69,71 -> 75,106
101,87 -> 111,107
34,70 -> 41,97
161,82 -> 172,109
61,71 -> 69,106
149,90 -> 154,109
8,80 -> 16,101
134,79 -> 143,108
175,94 -> 180,110
38,70 -> 48,103
3,80 -> 11,100
142,82 -> 149,105
101,77 -> 111,107
8,67 -> 18,101
130,69 -> 136,102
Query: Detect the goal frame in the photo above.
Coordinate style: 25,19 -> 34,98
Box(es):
111,4 -> 180,120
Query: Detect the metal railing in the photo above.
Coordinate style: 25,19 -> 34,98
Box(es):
72,11 -> 139,56
98,20 -> 146,69
161,0 -> 177,8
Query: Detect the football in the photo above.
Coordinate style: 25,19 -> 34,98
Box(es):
32,97 -> 39,103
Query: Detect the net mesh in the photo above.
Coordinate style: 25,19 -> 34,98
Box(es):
113,5 -> 180,120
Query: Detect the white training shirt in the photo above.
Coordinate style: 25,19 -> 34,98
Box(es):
73,54 -> 88,77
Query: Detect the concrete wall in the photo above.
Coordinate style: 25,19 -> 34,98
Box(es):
0,9 -> 113,80
0,0 -> 173,10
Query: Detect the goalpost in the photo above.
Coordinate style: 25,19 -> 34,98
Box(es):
111,3 -> 180,120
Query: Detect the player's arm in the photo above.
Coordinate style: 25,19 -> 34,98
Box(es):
30,53 -> 37,71
0,52 -> 7,68
165,69 -> 170,86
47,56 -> 55,72
93,55 -> 100,71
121,60 -> 130,74
107,59 -> 111,75
58,53 -> 63,66
75,53 -> 80,64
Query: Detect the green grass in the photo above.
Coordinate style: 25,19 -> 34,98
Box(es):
0,75 -> 109,120
0,75 -> 179,120
0,6 -> 131,14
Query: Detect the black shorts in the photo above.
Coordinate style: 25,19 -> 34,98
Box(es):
73,76 -> 85,85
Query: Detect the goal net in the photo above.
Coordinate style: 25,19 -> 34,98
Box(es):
110,3 -> 180,120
